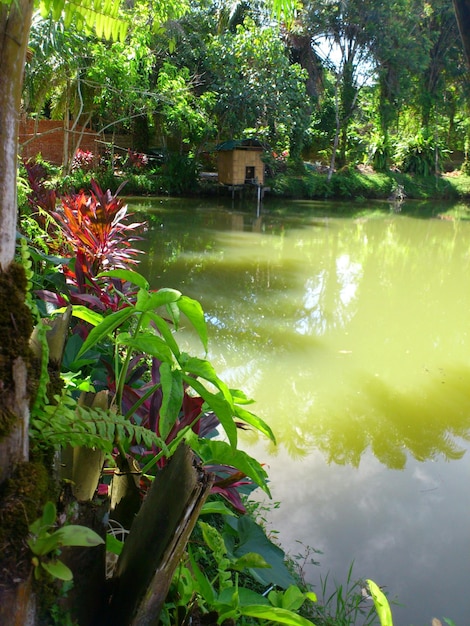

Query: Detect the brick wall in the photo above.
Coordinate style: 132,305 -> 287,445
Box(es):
19,119 -> 102,166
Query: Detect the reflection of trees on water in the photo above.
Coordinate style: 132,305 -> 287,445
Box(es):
253,365 -> 470,469
137,205 -> 470,469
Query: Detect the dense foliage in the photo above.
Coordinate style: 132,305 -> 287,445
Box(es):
21,0 -> 469,179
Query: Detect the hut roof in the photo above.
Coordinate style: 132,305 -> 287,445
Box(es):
215,138 -> 265,151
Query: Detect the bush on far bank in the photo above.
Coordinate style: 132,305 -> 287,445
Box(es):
21,150 -> 470,203
268,166 -> 470,201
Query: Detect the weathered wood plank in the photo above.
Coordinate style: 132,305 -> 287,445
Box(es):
106,443 -> 213,626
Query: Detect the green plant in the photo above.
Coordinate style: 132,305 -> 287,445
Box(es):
30,388 -> 167,454
72,269 -> 275,483
161,516 -> 317,625
366,580 -> 393,626
460,160 -> 470,175
396,131 -> 449,177
310,563 -> 378,626
28,501 -> 104,581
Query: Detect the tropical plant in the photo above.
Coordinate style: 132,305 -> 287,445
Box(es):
396,131 -> 441,176
71,149 -> 95,172
52,180 -> 143,279
28,501 -> 104,581
366,580 -> 393,626
160,514 -> 317,625
69,268 -> 275,491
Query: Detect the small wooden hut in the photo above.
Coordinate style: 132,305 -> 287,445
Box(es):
216,138 -> 265,186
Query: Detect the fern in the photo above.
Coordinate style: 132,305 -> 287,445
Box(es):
30,390 -> 168,454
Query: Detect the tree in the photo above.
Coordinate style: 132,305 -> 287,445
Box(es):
205,17 -> 310,156
453,0 -> 470,66
367,0 -> 429,169
301,0 -> 380,168
0,0 -> 162,621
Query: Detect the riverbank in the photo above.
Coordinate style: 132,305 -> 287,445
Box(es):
44,156 -> 470,202
263,167 -> 470,202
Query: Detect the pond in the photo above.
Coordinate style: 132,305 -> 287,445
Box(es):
133,195 -> 470,626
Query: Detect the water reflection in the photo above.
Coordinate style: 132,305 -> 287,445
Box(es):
134,198 -> 470,623
137,200 -> 470,471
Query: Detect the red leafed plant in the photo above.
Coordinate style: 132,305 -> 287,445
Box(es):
71,149 -> 95,172
52,180 -> 145,292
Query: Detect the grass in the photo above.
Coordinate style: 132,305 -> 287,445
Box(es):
268,168 -> 470,202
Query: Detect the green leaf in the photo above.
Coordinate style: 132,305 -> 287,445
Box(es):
97,269 -> 149,290
367,579 -> 394,626
56,305 -> 104,327
269,586 -> 317,611
229,388 -> 255,405
225,515 -> 295,589
28,533 -> 59,556
200,501 -> 237,517
181,355 -> 233,408
183,376 -> 237,448
41,501 -> 57,528
41,559 -> 73,581
106,533 -> 124,556
241,605 -> 315,625
192,438 -> 270,495
77,307 -> 135,357
199,521 -> 228,559
159,363 -> 184,440
54,525 -> 105,548
166,301 -> 180,329
135,288 -> 181,312
188,545 -> 215,605
177,296 -> 208,351
234,405 -> 276,443
145,311 -> 181,357
232,552 -> 271,571
126,333 -> 174,364
218,587 -> 269,607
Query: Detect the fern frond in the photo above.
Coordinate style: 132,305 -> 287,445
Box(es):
30,391 -> 166,454
39,0 -> 128,41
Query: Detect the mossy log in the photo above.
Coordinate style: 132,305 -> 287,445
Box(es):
106,443 -> 214,626
0,264 -> 34,484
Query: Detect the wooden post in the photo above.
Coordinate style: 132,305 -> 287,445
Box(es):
106,443 -> 213,626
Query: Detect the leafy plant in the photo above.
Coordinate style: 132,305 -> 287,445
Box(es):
71,268 -> 275,496
396,131 -> 449,176
310,563 -> 378,626
52,179 -> 144,284
125,148 -> 149,171
30,388 -> 167,454
366,580 -> 393,626
71,149 -> 95,172
28,501 -> 104,581
161,515 -> 317,625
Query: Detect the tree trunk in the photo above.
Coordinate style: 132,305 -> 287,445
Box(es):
0,0 -> 34,483
453,0 -> 470,67
0,0 -> 33,272
0,4 -> 37,622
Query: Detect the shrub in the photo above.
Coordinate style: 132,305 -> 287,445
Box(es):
71,149 -> 95,172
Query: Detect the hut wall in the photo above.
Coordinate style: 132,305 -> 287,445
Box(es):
217,148 -> 265,185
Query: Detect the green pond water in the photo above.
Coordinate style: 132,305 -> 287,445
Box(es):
133,196 -> 470,626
